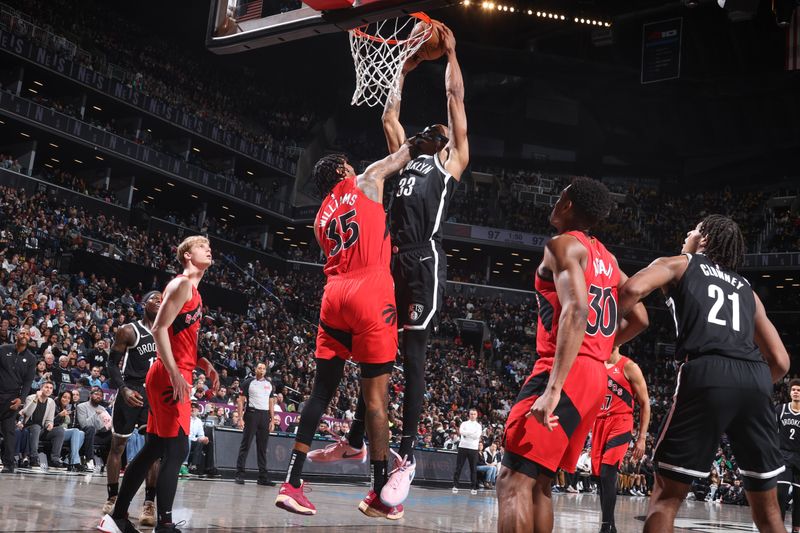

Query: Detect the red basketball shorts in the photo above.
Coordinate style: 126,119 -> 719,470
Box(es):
590,413 -> 634,476
145,360 -> 191,438
503,356 -> 606,476
316,267 -> 398,365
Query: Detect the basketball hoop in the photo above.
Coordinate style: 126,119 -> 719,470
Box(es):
348,12 -> 433,108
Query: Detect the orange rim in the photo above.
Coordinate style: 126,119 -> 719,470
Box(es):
351,12 -> 432,46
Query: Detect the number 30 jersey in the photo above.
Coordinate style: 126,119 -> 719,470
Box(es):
315,176 -> 391,277
534,231 -> 620,363
665,253 -> 760,362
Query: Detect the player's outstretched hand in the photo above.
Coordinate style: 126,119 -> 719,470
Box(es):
441,24 -> 456,55
169,372 -> 192,404
527,390 -> 560,431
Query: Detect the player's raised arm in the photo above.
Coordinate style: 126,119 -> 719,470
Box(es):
529,235 -> 588,430
358,129 -> 446,203
151,276 -> 193,403
441,26 -> 468,181
753,292 -> 791,383
614,267 -> 649,347
382,69 -> 409,153
618,255 -> 688,316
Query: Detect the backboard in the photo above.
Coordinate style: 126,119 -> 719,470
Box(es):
206,0 -> 453,54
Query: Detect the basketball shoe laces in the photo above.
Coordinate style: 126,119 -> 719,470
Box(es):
386,454 -> 412,489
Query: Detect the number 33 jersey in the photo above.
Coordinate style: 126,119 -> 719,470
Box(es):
315,176 -> 391,277
534,231 -> 621,363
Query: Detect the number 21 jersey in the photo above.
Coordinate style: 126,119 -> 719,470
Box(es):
315,176 -> 391,277
665,253 -> 760,362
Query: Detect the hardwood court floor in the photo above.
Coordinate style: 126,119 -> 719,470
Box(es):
0,468 -> 766,532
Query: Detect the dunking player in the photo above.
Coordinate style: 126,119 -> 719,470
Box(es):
313,23 -> 469,509
496,178 -> 649,533
102,291 -> 162,527
591,345 -> 651,533
619,215 -> 791,533
274,132 -> 444,518
777,379 -> 800,532
99,236 -> 218,533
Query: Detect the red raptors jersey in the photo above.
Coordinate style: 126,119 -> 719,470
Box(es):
167,276 -> 203,373
598,355 -> 634,418
534,231 -> 620,363
315,176 -> 391,277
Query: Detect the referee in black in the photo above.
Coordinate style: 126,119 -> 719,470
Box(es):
235,361 -> 275,485
0,327 -> 36,473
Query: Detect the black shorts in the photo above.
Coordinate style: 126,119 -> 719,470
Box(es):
654,355 -> 783,491
392,242 -> 446,331
112,382 -> 149,437
779,451 -> 800,489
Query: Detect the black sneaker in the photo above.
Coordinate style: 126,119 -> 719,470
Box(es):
20,457 -> 29,468
235,474 -> 245,485
68,464 -> 89,473
599,524 -> 617,533
154,520 -> 186,532
257,479 -> 276,486
205,468 -> 222,478
29,458 -> 40,468
49,460 -> 67,469
0,465 -> 14,474
98,514 -> 141,533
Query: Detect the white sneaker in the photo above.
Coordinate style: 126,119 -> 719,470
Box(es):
97,514 -> 134,533
380,450 -> 416,507
452,487 -> 459,494
86,459 -> 96,472
470,489 -> 478,495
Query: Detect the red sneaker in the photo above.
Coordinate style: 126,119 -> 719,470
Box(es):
274,481 -> 316,516
307,438 -> 367,464
358,490 -> 404,520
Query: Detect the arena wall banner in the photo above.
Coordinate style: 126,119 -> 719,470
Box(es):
0,28 -> 286,172
213,427 -> 475,484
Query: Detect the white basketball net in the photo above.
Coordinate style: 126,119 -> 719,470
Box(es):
348,15 -> 432,108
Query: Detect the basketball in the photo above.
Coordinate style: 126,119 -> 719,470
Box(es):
413,20 -> 446,61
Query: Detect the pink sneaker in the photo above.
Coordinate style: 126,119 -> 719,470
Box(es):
380,450 -> 416,507
358,490 -> 404,520
275,481 -> 317,515
307,438 -> 367,463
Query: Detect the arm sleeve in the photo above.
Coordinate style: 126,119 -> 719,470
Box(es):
107,349 -> 126,390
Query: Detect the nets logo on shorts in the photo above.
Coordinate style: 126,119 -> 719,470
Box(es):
408,303 -> 425,322
382,304 -> 397,326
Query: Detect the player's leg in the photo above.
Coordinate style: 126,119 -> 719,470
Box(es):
646,357 -> 739,532
778,466 -> 792,521
104,434 -> 128,512
399,325 -> 430,459
276,356 -> 345,515
152,429 -> 190,528
496,466 -> 551,533
643,472 -> 692,533
108,433 -> 166,523
532,471 -> 555,533
347,392 -> 367,449
361,365 -> 391,486
599,463 -> 620,531
725,359 -> 786,533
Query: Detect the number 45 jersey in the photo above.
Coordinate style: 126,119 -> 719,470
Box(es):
314,175 -> 397,364
534,230 -> 621,363
315,175 -> 392,276
666,252 -> 760,362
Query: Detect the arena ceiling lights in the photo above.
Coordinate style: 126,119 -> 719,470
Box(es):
463,1 -> 612,27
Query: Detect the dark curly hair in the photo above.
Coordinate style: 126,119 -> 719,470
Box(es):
565,177 -> 614,228
789,378 -> 800,390
699,214 -> 746,272
312,153 -> 348,197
